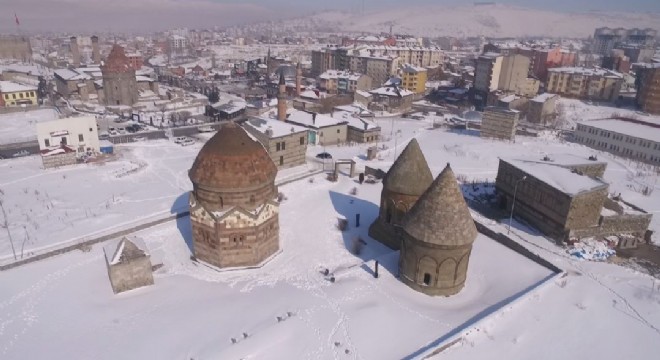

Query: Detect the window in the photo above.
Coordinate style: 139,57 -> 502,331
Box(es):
30,92 -> 35,97
300,136 -> 304,145
281,141 -> 286,150
61,137 -> 67,145
78,134 -> 84,142
12,94 -> 16,99
19,93 -> 24,99
337,129 -> 340,134
276,142 -> 281,151
44,139 -> 50,147
279,156 -> 284,166
423,273 -> 431,285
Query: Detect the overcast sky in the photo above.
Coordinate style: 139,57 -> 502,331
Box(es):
2,0 -> 659,33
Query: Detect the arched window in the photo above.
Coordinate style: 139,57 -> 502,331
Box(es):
423,273 -> 431,285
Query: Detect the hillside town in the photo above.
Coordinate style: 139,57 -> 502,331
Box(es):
1,2 -> 660,359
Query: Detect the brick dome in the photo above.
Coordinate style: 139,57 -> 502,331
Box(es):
101,44 -> 133,74
189,122 -> 277,211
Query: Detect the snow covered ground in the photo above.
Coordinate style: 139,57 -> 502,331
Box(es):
0,162 -> 555,360
0,108 -> 59,144
557,98 -> 660,130
1,116 -> 660,358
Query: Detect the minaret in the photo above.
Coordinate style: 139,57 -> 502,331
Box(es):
295,62 -> 302,97
91,35 -> 101,64
70,36 -> 81,67
266,47 -> 271,77
277,72 -> 287,121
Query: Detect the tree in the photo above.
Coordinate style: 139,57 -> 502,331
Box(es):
208,89 -> 219,104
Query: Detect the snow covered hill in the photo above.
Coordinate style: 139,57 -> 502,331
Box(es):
282,4 -> 659,38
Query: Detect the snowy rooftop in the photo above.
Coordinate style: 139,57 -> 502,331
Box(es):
531,93 -> 558,103
579,118 -> 660,143
499,95 -> 519,103
319,70 -> 364,81
0,81 -> 37,93
331,111 -> 379,131
369,86 -> 414,97
502,158 -> 608,195
54,68 -> 91,81
285,109 -> 346,129
245,116 -> 308,138
521,153 -> 607,168
103,236 -> 149,266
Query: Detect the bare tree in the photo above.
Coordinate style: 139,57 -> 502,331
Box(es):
0,199 -> 17,260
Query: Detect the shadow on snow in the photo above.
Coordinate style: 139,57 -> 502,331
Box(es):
171,192 -> 194,254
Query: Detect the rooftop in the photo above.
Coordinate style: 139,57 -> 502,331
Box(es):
369,86 -> 414,97
501,158 -> 608,196
285,109 -> 346,129
531,93 -> 558,103
548,67 -> 623,78
0,81 -> 37,93
245,116 -> 308,138
578,118 -> 660,143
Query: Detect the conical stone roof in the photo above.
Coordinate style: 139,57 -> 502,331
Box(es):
102,44 -> 133,74
401,163 -> 477,246
383,138 -> 433,196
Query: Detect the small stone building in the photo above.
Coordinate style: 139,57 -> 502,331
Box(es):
399,164 -> 478,296
527,93 -> 558,125
369,139 -> 433,250
188,122 -> 280,268
243,116 -> 309,169
101,44 -> 138,106
103,237 -> 154,294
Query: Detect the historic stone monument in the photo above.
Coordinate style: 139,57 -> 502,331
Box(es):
368,139 -> 433,249
103,237 -> 154,294
101,44 -> 138,106
398,164 -> 478,296
188,122 -> 280,268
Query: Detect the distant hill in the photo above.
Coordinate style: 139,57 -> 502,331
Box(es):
281,4 -> 660,38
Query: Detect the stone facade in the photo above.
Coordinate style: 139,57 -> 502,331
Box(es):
527,94 -> 558,125
399,164 -> 478,297
0,36 -> 32,62
188,123 -> 280,268
243,117 -> 308,169
104,237 -> 154,294
481,106 -> 519,141
369,139 -> 433,250
101,45 -> 138,106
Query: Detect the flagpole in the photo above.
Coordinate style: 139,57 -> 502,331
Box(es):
14,13 -> 21,36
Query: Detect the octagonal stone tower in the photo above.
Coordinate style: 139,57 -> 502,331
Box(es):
368,139 -> 433,249
101,44 -> 138,106
188,122 -> 280,268
399,164 -> 478,296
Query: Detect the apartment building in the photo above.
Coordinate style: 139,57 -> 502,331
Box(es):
317,70 -> 373,94
546,67 -> 623,102
531,48 -> 578,81
573,119 -> 660,165
593,27 -> 657,55
635,63 -> 660,115
401,66 -> 427,94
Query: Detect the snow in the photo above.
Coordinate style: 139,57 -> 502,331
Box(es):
1,112 -> 660,358
0,81 -> 36,93
548,67 -> 623,78
245,117 -> 308,138
286,109 -> 346,129
369,86 -> 414,97
579,118 -> 660,143
0,108 -> 59,144
531,93 -> 557,103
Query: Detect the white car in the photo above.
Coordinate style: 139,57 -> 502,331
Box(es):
174,136 -> 188,144
180,138 -> 195,146
198,126 -> 214,133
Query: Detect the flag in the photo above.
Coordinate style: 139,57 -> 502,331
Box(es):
15,13 -> 20,26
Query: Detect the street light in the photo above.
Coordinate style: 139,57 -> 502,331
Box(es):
393,130 -> 402,161
508,176 -> 527,235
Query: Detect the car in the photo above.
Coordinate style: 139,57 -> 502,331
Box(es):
109,130 -> 119,136
174,136 -> 188,144
12,150 -> 30,158
98,132 -> 109,140
316,152 -> 332,159
118,128 -> 127,134
198,126 -> 214,133
180,138 -> 195,146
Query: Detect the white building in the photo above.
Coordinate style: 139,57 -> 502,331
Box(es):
36,116 -> 100,154
574,118 -> 660,165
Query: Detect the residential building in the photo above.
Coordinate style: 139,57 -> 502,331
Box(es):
168,35 -> 189,55
496,156 -> 651,243
593,28 -> 657,55
364,56 -> 399,86
401,66 -> 427,95
573,118 -> 660,166
0,81 -> 37,107
36,116 -> 100,155
601,50 -> 631,74
546,67 -> 623,102
481,107 -> 519,141
368,86 -> 414,113
527,93 -> 559,125
243,116 -> 309,169
622,46 -> 656,63
126,52 -> 144,70
317,70 -> 373,94
284,109 -> 348,146
635,63 -> 660,115
531,48 -> 578,81
331,110 -> 381,143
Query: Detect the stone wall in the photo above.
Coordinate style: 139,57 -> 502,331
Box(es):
244,126 -> 307,170
369,189 -> 422,249
565,187 -> 608,230
41,152 -> 77,169
106,256 -> 154,294
103,71 -> 138,106
192,181 -> 277,212
569,213 -> 653,239
399,231 -> 473,296
347,127 -> 380,144
481,108 -> 519,141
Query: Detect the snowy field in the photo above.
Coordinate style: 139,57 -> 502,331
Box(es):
0,171 -> 555,359
0,108 -> 59,144
1,116 -> 660,358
